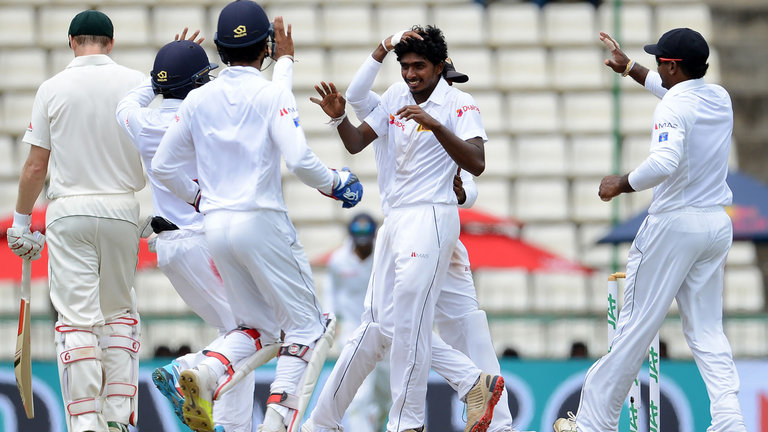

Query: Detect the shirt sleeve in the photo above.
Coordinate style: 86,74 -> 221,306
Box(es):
458,169 -> 478,209
452,92 -> 488,143
644,71 -> 667,100
150,101 -> 200,204
346,55 -> 383,121
627,102 -> 685,191
272,56 -> 293,91
115,77 -> 155,143
22,84 -> 51,149
270,88 -> 335,193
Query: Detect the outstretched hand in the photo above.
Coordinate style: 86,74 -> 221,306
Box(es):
599,31 -> 631,74
272,16 -> 294,59
175,27 -> 204,44
310,81 -> 346,118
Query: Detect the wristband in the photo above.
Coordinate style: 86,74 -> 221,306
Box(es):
622,60 -> 635,77
276,55 -> 294,62
381,38 -> 392,52
326,112 -> 347,128
13,211 -> 32,228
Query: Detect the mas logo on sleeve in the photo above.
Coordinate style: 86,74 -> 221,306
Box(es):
654,122 -> 678,130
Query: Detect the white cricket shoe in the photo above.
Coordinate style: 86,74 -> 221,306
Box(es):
465,373 -> 505,432
179,364 -> 217,432
553,411 -> 578,432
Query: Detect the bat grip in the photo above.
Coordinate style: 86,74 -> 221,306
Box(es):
21,259 -> 32,299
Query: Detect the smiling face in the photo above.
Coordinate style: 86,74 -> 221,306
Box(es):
399,52 -> 444,104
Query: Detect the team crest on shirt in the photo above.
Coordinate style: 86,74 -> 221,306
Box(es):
658,132 -> 669,142
416,124 -> 431,132
293,117 -> 300,127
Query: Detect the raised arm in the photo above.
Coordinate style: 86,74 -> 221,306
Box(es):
310,81 -> 378,154
600,31 -> 667,99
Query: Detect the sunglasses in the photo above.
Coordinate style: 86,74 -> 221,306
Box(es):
656,57 -> 683,66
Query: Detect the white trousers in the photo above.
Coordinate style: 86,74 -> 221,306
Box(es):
577,207 -> 746,432
311,205 -> 484,431
47,215 -> 140,432
156,230 -> 254,431
203,209 -> 325,398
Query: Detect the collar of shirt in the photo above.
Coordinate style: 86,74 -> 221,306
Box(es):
218,65 -> 264,80
66,54 -> 115,69
414,76 -> 450,107
663,77 -> 706,100
160,98 -> 183,110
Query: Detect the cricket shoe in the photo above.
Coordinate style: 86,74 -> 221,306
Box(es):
553,411 -> 578,432
465,372 -> 505,432
179,364 -> 218,432
152,360 -> 187,425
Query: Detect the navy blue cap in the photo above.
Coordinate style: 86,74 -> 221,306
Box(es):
644,28 -> 709,65
214,1 -> 271,49
444,57 -> 469,83
151,40 -> 218,99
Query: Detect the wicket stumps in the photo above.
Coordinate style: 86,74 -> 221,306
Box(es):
607,272 -> 661,432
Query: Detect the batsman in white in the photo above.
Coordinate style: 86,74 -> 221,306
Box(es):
116,26 -> 281,432
307,26 -> 504,432
149,2 -> 363,432
305,34 -> 517,432
554,28 -> 747,432
8,10 -> 145,432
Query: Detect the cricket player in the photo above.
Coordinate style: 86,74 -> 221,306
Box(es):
150,2 -> 363,432
116,29 -> 268,432
8,10 -> 145,432
307,26 -> 504,432
304,32 -> 514,432
554,28 -> 747,432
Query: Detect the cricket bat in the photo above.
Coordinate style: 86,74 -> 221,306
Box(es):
14,258 -> 34,419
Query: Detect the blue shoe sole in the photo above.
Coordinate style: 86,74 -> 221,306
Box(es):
152,366 -> 188,427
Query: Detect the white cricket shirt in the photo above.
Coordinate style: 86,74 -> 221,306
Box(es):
116,78 -> 204,231
365,78 -> 487,209
629,74 -> 733,214
23,54 -> 145,221
151,66 -> 334,213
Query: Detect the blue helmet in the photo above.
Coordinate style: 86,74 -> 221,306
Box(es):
151,40 -> 217,99
214,0 -> 271,49
348,213 -> 377,247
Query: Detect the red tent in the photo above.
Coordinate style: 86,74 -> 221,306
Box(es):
0,205 -> 157,281
312,208 -> 592,274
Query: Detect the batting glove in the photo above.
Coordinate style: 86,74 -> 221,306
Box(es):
322,168 -> 363,208
7,226 -> 45,261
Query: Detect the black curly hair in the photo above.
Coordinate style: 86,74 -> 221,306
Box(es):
394,25 -> 448,68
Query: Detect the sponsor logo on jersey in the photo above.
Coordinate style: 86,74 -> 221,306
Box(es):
293,117 -> 300,127
659,132 -> 668,142
174,114 -> 180,123
410,251 -> 429,259
456,104 -> 480,118
389,114 -> 406,132
27,122 -> 32,132
234,25 -> 247,38
654,121 -> 678,129
279,107 -> 298,116
156,70 -> 168,83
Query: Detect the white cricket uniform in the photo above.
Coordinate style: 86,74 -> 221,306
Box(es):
369,76 -> 487,431
116,78 -> 254,432
576,72 -> 746,432
310,55 -> 513,432
151,64 -> 333,410
23,54 -> 145,431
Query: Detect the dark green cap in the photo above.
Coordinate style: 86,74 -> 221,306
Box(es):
68,10 -> 113,38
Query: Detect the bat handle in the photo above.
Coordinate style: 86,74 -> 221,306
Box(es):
21,259 -> 32,299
